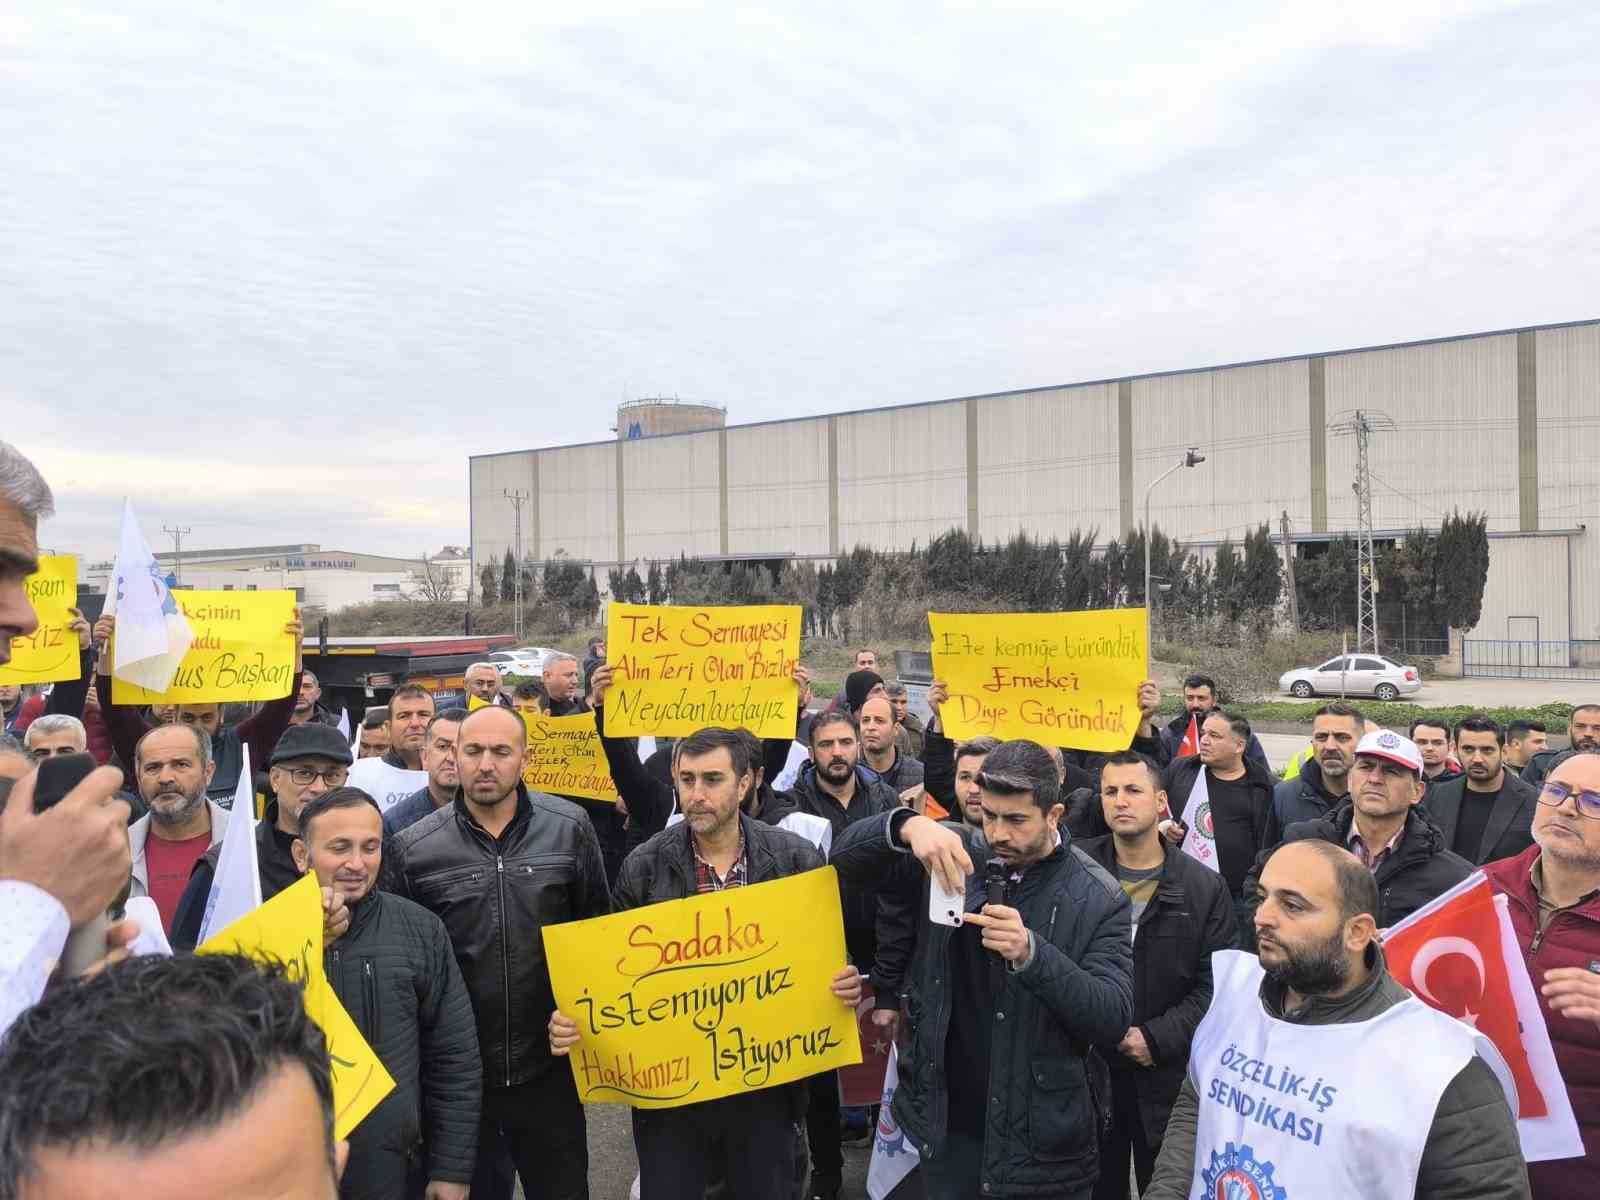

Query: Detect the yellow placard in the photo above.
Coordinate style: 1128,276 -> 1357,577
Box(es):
467,693 -> 491,711
198,873 -> 396,1140
112,590 -> 296,705
604,603 -> 800,739
544,866 -> 860,1108
523,713 -> 619,801
929,608 -> 1148,751
0,556 -> 81,684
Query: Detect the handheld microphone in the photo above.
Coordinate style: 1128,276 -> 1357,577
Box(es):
984,859 -> 1008,910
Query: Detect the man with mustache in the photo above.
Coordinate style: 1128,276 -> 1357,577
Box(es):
293,787 -> 481,1200
126,723 -> 230,935
1273,703 -> 1365,830
1522,704 -> 1600,788
1143,838 -> 1526,1199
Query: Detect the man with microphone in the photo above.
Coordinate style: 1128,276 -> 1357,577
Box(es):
831,739 -> 1134,1199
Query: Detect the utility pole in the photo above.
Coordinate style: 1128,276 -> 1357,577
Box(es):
1142,447 -> 1206,674
1280,510 -> 1300,634
502,489 -> 529,640
1329,409 -> 1394,653
162,525 -> 191,585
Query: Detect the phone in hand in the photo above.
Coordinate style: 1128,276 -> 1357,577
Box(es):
34,752 -> 117,975
928,875 -> 966,927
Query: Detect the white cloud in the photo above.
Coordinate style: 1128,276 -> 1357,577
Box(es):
1,0 -> 1593,562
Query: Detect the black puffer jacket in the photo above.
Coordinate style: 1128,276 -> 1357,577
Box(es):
391,786 -> 611,1090
1243,802 -> 1473,936
325,890 -> 482,1199
1271,757 -> 1348,831
833,811 -> 1134,1197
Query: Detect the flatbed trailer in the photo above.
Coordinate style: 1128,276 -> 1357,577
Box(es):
302,633 -> 520,720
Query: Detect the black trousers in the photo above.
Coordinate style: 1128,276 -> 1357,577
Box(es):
470,1071 -> 589,1200
805,1069 -> 843,1180
1091,1072 -> 1158,1200
631,1087 -> 799,1200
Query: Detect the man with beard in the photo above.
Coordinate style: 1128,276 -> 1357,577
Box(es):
1485,752 -> 1600,1196
293,788 -> 481,1200
288,668 -> 341,727
1424,715 -> 1538,866
1504,719 -> 1549,777
885,681 -> 925,759
1079,753 -> 1235,1200
1245,731 -> 1472,933
550,727 -> 861,1199
1523,704 -> 1600,788
1273,703 -> 1364,830
391,705 -> 609,1200
1143,839 -> 1526,1200
383,708 -> 466,838
127,724 -> 230,935
858,694 -> 924,792
831,740 -> 1134,1200
1159,674 -> 1268,767
169,722 -> 355,950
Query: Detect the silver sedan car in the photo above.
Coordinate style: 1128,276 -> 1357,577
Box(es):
1279,655 -> 1422,702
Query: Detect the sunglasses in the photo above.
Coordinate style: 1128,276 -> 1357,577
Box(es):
1537,781 -> 1600,820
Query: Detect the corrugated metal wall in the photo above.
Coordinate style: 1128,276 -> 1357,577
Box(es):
470,321 -> 1597,638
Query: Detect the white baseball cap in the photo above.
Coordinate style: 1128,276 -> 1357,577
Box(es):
1354,729 -> 1423,774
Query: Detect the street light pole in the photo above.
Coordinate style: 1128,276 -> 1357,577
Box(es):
1142,447 -> 1205,675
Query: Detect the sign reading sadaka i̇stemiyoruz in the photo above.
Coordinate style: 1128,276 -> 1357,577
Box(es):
543,868 -> 860,1109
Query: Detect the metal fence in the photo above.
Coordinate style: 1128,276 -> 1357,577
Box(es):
1379,637 -> 1452,661
1461,639 -> 1600,680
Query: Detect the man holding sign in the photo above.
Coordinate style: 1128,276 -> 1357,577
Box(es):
548,725 -> 862,1200
95,607 -> 305,804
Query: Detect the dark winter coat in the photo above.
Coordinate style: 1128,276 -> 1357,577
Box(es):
1422,771 -> 1538,866
1486,846 -> 1600,1198
832,811 -> 1134,1197
788,761 -> 901,967
1162,756 -> 1281,897
390,785 -> 610,1089
1243,803 -> 1474,936
1271,756 -> 1350,832
325,890 -> 482,1199
1077,837 -> 1237,1147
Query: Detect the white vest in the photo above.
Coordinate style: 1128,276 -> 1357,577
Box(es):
1186,950 -> 1495,1200
346,757 -> 429,813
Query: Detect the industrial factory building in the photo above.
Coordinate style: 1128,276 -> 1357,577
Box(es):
469,320 -> 1600,664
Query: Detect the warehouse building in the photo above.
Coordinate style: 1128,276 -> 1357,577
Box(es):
469,319 -> 1600,663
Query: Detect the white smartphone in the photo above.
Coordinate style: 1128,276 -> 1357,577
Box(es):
928,876 -> 967,927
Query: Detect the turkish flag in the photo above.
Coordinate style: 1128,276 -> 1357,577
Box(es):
1178,714 -> 1200,758
839,981 -> 895,1107
1385,876 -> 1547,1118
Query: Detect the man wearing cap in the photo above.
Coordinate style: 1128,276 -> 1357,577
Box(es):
169,721 -> 353,950
1243,730 -> 1472,935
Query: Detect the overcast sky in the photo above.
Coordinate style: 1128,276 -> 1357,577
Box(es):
4,0 -> 1596,564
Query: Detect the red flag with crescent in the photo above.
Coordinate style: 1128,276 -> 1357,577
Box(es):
1385,875 -> 1547,1118
1178,714 -> 1200,758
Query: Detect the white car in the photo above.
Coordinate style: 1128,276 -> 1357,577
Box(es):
487,648 -> 554,677
1279,655 -> 1422,702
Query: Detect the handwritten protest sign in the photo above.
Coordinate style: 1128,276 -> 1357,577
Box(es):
929,609 -> 1147,751
524,713 -> 619,801
544,866 -> 860,1109
199,873 -> 395,1140
112,590 -> 296,705
0,556 -> 80,684
604,603 -> 800,739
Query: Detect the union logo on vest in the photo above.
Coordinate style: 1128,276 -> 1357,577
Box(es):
1201,1142 -> 1286,1200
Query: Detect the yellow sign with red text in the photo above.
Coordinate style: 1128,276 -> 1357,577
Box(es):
0,556 -> 81,684
929,609 -> 1147,751
603,603 -> 800,739
543,867 -> 860,1108
111,590 -> 296,705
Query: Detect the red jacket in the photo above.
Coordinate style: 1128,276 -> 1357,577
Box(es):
1484,845 -> 1600,1199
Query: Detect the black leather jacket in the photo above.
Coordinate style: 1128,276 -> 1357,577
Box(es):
390,785 -> 611,1090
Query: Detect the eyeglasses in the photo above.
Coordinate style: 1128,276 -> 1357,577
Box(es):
282,766 -> 349,787
1537,781 -> 1600,820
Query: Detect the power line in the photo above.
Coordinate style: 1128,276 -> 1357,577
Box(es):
1328,409 -> 1394,654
